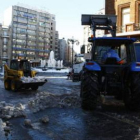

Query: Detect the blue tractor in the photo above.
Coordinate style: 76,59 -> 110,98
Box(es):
80,15 -> 140,111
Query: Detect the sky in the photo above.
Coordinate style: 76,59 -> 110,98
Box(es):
0,0 -> 105,53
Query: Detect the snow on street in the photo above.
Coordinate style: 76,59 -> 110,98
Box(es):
0,73 -> 140,140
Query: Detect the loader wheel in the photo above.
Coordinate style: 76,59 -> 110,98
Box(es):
11,80 -> 17,91
80,71 -> 99,110
4,80 -> 10,90
124,72 -> 140,111
31,86 -> 38,90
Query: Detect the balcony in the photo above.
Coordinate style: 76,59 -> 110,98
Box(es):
1,55 -> 8,59
28,26 -> 36,30
13,18 -> 17,22
16,41 -> 26,46
27,43 -> 36,47
26,54 -> 35,57
39,33 -> 45,37
45,28 -> 50,33
28,20 -> 37,25
27,32 -> 36,36
39,27 -> 45,32
44,39 -> 50,43
44,34 -> 50,38
27,37 -> 36,41
3,47 -> 7,51
17,24 -> 27,29
116,23 -> 140,33
39,18 -> 46,22
2,33 -> 9,38
45,24 -> 50,28
38,39 -> 44,42
17,36 -> 26,40
38,44 -> 44,47
3,41 -> 8,45
18,19 -> 27,23
16,30 -> 27,34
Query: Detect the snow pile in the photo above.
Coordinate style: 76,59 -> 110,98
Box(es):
21,76 -> 47,83
28,92 -> 80,113
0,102 -> 26,119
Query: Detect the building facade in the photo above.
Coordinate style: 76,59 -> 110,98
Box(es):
3,5 -> 58,65
105,0 -> 140,40
0,25 -> 11,66
58,38 -> 67,62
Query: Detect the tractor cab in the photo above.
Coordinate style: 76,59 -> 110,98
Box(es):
92,37 -> 136,65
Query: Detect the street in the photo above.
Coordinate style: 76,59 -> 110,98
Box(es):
0,73 -> 140,140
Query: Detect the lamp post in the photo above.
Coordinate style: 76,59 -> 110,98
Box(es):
68,37 -> 79,68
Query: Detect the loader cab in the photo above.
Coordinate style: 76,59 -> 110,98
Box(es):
10,59 -> 31,77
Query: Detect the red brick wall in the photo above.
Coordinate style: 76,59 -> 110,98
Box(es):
105,0 -> 115,14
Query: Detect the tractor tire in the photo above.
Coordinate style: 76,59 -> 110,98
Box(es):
80,71 -> 99,110
11,80 -> 17,91
4,80 -> 11,90
124,72 -> 140,111
31,86 -> 38,91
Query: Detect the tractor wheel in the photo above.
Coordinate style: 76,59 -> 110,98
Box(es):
31,86 -> 38,91
11,80 -> 17,92
80,71 -> 99,110
124,72 -> 140,111
4,80 -> 11,90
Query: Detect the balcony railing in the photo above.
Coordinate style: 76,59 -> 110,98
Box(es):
3,48 -> 7,51
38,39 -> 44,42
38,44 -> 44,47
27,37 -> 36,41
2,34 -> 9,38
39,33 -> 45,37
27,43 -> 36,47
117,23 -> 140,33
16,36 -> 26,40
28,26 -> 36,30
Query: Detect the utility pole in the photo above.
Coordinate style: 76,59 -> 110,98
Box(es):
67,37 -> 79,69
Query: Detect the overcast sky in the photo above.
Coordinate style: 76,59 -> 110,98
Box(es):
0,0 -> 105,53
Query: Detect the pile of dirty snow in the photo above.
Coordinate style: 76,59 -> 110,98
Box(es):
28,92 -> 81,113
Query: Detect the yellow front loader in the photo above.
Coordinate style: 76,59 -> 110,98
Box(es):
4,59 -> 47,91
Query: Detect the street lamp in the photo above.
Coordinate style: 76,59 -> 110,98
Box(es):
67,37 -> 79,68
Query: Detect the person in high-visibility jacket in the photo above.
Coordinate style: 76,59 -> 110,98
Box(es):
102,46 -> 124,64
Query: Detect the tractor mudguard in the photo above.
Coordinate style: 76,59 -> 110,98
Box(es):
84,61 -> 101,71
130,62 -> 140,72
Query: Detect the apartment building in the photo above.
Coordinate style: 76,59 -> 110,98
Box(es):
55,31 -> 59,59
3,5 -> 58,65
105,0 -> 140,40
0,24 -> 11,66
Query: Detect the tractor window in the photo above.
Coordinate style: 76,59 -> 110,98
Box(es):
10,61 -> 18,70
94,46 -> 111,63
120,44 -> 127,63
94,45 -> 128,64
22,61 -> 31,71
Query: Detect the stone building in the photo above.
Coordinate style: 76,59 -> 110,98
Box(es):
105,0 -> 140,40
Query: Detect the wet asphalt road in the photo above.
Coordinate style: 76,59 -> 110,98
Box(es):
0,73 -> 140,140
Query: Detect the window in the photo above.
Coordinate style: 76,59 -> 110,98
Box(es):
122,7 -> 130,32
139,5 -> 140,23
